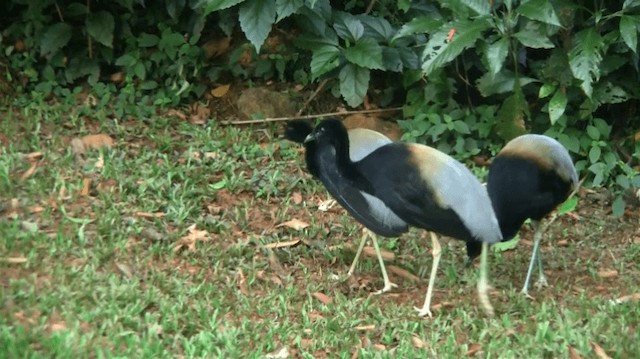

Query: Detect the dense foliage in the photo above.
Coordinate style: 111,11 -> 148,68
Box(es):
1,0 -> 639,215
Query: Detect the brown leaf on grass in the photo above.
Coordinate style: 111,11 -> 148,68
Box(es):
134,211 -> 165,218
276,218 -> 309,230
115,262 -> 134,278
25,151 -> 44,161
173,224 -> 210,252
81,134 -> 114,150
94,154 -> 104,169
363,246 -> 394,261
70,138 -> 86,157
1,257 -> 28,264
311,291 -> 333,305
373,344 -> 386,351
237,269 -> 249,296
29,205 -> 45,214
597,269 -> 618,278
80,178 -> 91,196
611,293 -> 640,304
591,342 -> 612,359
47,321 -> 67,332
354,324 -> 376,331
189,103 -> 210,125
20,162 -> 38,181
569,346 -> 584,359
264,239 -> 301,249
166,109 -> 188,121
466,343 -> 482,356
265,347 -> 289,359
211,84 -> 231,98
307,311 -> 325,321
291,191 -> 303,205
387,265 -> 420,282
411,335 -> 428,349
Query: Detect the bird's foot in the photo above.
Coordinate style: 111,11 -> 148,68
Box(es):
520,289 -> 535,300
535,276 -> 549,289
372,281 -> 398,295
477,282 -> 495,317
414,306 -> 433,318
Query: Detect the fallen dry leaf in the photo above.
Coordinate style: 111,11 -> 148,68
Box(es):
611,293 -> 640,305
1,257 -> 28,264
466,343 -> 482,356
134,211 -> 165,218
20,162 -> 38,181
569,346 -> 584,359
237,269 -> 249,296
387,265 -> 419,282
373,344 -> 386,351
94,154 -> 104,169
362,246 -> 394,261
115,262 -> 134,278
264,239 -> 301,249
211,84 -> 231,98
354,324 -> 376,331
80,178 -> 91,196
318,199 -> 336,211
597,269 -> 618,278
276,218 -> 309,230
70,138 -> 86,156
189,103 -> 210,125
81,134 -> 114,150
25,152 -> 44,161
411,335 -> 428,349
173,224 -> 210,252
47,321 -> 67,332
310,291 -> 333,305
265,346 -> 289,359
166,109 -> 188,121
591,342 -> 612,359
307,311 -> 325,321
29,205 -> 45,214
291,191 -> 303,205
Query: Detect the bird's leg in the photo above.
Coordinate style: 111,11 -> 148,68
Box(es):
414,232 -> 441,317
521,220 -> 543,297
477,241 -> 495,317
370,230 -> 398,294
534,221 -> 549,289
347,228 -> 370,277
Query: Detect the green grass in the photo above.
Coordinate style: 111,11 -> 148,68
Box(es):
1,101 -> 639,358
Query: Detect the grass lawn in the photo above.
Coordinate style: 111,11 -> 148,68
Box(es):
1,102 -> 639,358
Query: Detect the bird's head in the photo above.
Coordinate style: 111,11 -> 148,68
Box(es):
285,120 -> 313,144
304,118 -> 348,148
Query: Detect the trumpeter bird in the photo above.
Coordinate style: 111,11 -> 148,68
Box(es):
295,118 -> 502,317
467,134 -> 578,297
286,120 -> 397,283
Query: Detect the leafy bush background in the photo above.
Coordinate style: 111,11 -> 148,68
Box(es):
1,0 -> 639,215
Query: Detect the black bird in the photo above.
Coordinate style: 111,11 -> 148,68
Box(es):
299,118 -> 502,317
286,120 -> 397,284
467,134 -> 578,297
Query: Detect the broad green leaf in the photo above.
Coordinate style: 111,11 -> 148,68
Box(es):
339,63 -> 369,107
85,11 -> 115,47
357,15 -> 395,42
594,82 -> 630,105
516,0 -> 562,27
138,33 -> 160,47
492,236 -> 520,252
392,17 -> 443,42
495,92 -> 528,140
115,53 -> 137,67
513,29 -> 554,49
381,47 -> 403,72
239,0 -> 276,52
203,0 -> 245,14
619,15 -> 638,53
294,32 -> 339,50
452,120 -> 470,134
276,0 -> 303,22
166,0 -> 185,19
460,0 -> 491,15
612,196 -> 626,218
344,38 -> 384,70
40,23 -> 72,58
586,125 -> 600,140
310,45 -> 340,80
557,197 -> 578,215
539,83 -> 556,98
548,88 -> 567,125
588,145 -> 601,163
476,70 -> 538,96
333,12 -> 364,42
398,0 -> 410,12
616,174 -> 630,189
422,18 -> 491,76
484,37 -> 509,75
568,28 -> 603,98
623,0 -> 640,10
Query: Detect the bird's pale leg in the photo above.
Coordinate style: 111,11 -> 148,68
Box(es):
478,241 -> 495,317
521,220 -> 543,297
347,228 -> 370,277
370,230 -> 398,294
414,232 -> 442,317
534,221 -> 549,289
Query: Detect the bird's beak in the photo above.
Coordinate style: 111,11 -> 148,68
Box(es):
304,133 -> 316,143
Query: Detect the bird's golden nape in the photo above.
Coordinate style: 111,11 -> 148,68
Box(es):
486,134 -> 578,297
296,118 -> 502,317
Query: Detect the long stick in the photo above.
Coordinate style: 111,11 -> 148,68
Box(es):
220,107 -> 403,125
